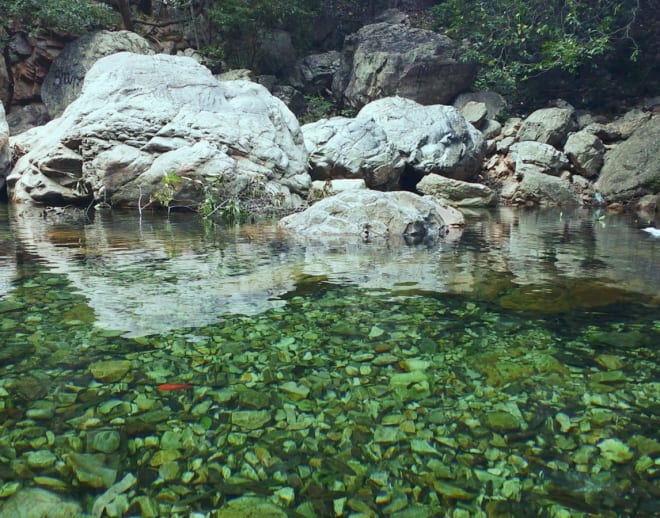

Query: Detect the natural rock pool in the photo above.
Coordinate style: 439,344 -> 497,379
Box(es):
0,204 -> 658,517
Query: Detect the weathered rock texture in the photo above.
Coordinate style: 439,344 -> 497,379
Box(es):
297,51 -> 341,95
0,103 -> 10,191
0,487 -> 82,518
4,103 -> 50,135
333,20 -> 475,109
504,170 -> 581,206
510,141 -> 570,177
417,174 -> 496,207
303,97 -> 485,188
0,51 -> 9,107
8,52 -> 310,208
595,116 -> 660,202
41,30 -> 154,118
454,91 -> 507,121
564,130 -> 605,178
517,106 -> 576,147
4,32 -> 65,107
279,189 -> 464,243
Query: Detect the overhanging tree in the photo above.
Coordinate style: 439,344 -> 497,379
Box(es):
429,0 -> 658,106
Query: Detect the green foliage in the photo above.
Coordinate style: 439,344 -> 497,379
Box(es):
300,95 -> 358,124
199,175 -> 285,225
0,0 -> 116,35
429,0 -> 652,104
152,169 -> 182,210
204,0 -> 320,70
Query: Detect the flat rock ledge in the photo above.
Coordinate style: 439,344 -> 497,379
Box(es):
279,190 -> 464,243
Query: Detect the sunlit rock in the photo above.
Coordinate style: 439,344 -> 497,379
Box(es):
8,53 -> 309,208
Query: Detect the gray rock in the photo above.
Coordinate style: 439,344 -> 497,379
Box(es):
5,103 -> 50,135
0,103 -> 9,191
303,116 -> 405,188
510,141 -> 570,176
594,116 -> 660,202
298,51 -> 341,94
417,174 -> 496,207
454,91 -> 507,120
0,488 -> 82,518
41,30 -> 154,118
587,109 -> 652,143
481,119 -> 502,139
0,52 -> 9,107
358,97 -> 485,181
302,97 -> 485,187
279,189 -> 464,242
564,130 -> 605,178
460,101 -> 488,128
271,84 -> 306,114
257,29 -> 296,76
8,53 -> 310,208
333,21 -> 475,109
506,170 -> 581,206
502,117 -> 523,137
517,107 -> 576,147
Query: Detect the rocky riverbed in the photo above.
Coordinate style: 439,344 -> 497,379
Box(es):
0,208 -> 658,517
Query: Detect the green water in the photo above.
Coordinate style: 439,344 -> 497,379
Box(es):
0,204 -> 658,517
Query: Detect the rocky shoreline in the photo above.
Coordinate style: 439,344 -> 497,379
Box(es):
0,17 -> 657,236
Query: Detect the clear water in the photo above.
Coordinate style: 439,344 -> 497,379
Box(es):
0,203 -> 658,517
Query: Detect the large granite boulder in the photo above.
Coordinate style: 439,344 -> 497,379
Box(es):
417,174 -> 496,207
594,116 -> 660,202
279,189 -> 464,243
41,30 -> 154,118
8,52 -> 310,208
586,109 -> 651,143
333,20 -> 475,109
0,103 -> 9,192
303,97 -> 485,188
303,115 -> 405,188
517,106 -> 576,147
564,130 -> 605,178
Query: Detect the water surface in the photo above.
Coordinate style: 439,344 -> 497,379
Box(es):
0,204 -> 658,517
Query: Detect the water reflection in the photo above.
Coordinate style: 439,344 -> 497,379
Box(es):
1,204 -> 658,337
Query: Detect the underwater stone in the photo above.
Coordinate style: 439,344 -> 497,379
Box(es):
597,438 -> 634,463
231,410 -> 272,430
149,449 -> 181,467
411,439 -> 441,456
25,450 -> 57,469
67,452 -> 118,488
89,360 -> 131,383
89,430 -> 121,454
279,381 -> 310,400
26,401 -> 56,420
215,496 -> 288,517
0,488 -> 82,518
485,411 -> 524,432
